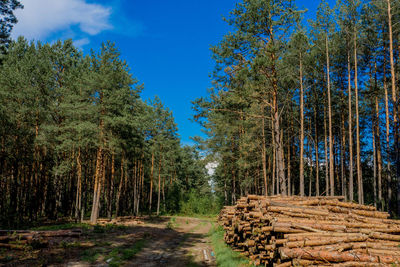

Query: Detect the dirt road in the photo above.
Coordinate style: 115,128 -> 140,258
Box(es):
1,216 -> 217,267
128,216 -> 216,267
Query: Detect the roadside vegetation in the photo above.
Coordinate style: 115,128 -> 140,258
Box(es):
209,225 -> 255,267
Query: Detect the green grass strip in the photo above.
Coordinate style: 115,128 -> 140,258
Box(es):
209,224 -> 255,267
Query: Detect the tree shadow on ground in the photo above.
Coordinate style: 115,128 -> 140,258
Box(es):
0,216 -> 214,267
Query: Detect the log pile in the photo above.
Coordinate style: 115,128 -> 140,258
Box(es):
0,229 -> 82,250
218,195 -> 400,266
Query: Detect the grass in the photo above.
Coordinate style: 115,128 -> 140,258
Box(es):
209,224 -> 255,267
166,217 -> 179,229
80,239 -> 147,267
80,247 -> 107,263
105,239 -> 147,266
31,222 -> 91,231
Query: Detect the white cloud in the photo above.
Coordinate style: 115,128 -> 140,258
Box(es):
74,37 -> 90,48
12,0 -> 112,40
206,162 -> 218,176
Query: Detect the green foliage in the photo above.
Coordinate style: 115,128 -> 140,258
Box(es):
180,190 -> 220,216
81,247 -> 106,263
104,239 -> 146,266
209,225 -> 254,267
0,0 -> 23,49
0,37 -> 211,226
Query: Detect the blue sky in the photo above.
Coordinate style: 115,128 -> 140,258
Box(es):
13,0 -> 335,146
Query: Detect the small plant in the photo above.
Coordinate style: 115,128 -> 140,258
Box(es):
80,247 -> 106,263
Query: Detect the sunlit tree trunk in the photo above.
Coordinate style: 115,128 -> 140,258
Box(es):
354,31 -> 363,204
348,52 -> 354,202
326,36 -> 334,196
299,52 -> 305,197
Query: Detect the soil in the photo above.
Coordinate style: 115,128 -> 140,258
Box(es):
0,216 -> 216,267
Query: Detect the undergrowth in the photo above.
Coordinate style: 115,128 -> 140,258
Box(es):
209,224 -> 256,267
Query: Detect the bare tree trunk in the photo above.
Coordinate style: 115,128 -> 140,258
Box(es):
274,101 -> 286,195
90,147 -> 103,224
107,152 -> 114,220
341,110 -> 346,199
272,119 -> 276,195
348,52 -> 354,202
354,31 -> 363,204
387,0 -> 400,214
324,103 -> 329,196
75,147 -> 82,222
299,52 -> 305,197
261,107 -> 268,195
383,55 -> 392,210
375,96 -> 383,209
115,154 -> 124,217
314,105 -> 320,196
156,153 -> 162,216
387,0 -> 397,125
326,36 -> 334,196
149,152 -> 154,213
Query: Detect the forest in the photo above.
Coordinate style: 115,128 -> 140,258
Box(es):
2,0 -> 400,266
0,8 -> 214,228
0,0 -> 399,237
194,0 -> 400,216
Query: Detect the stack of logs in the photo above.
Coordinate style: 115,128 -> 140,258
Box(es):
219,195 -> 400,266
0,229 -> 82,250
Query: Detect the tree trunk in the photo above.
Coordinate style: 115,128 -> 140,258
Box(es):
90,147 -> 103,224
156,153 -> 162,216
326,35 -> 334,196
383,43 -> 392,211
272,119 -> 276,195
348,51 -> 354,202
354,31 -> 363,204
387,0 -> 400,214
115,154 -> 124,217
341,109 -> 346,199
375,97 -> 383,209
261,107 -> 268,196
75,147 -> 82,222
149,152 -> 154,213
314,107 -> 320,197
107,152 -> 114,220
324,102 -> 329,196
300,52 -> 305,197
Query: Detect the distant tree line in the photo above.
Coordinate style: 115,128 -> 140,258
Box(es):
194,0 -> 400,214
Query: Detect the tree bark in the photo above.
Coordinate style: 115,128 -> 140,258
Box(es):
348,51 -> 354,202
156,151 -> 162,216
75,147 -> 82,222
354,31 -> 363,204
326,35 -> 334,196
314,107 -> 320,196
299,52 -> 305,197
107,152 -> 114,220
90,147 -> 103,224
149,152 -> 154,213
115,153 -> 124,217
324,102 -> 329,196
261,106 -> 268,196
